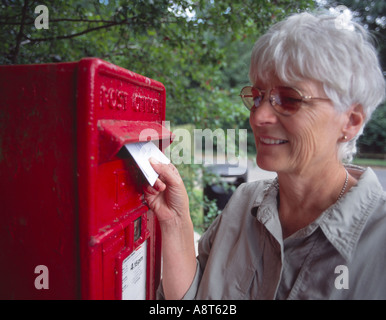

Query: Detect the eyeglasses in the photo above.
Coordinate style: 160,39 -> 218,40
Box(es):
239,86 -> 331,116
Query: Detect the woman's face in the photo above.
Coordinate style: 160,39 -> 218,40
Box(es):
249,79 -> 346,175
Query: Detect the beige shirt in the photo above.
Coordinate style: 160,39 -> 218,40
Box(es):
159,165 -> 386,300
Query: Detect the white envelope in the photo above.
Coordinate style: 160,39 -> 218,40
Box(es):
124,141 -> 170,186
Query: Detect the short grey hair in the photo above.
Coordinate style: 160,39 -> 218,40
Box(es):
249,11 -> 385,162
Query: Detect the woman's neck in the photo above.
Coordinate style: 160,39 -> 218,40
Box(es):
277,162 -> 356,238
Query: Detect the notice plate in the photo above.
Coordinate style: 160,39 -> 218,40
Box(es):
121,240 -> 147,300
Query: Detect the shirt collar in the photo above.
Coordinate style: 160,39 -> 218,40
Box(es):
250,177 -> 283,244
250,166 -> 384,261
317,166 -> 384,261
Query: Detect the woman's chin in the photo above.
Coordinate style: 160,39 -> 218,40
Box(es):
256,156 -> 279,172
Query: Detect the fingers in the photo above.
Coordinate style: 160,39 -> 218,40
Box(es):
153,178 -> 166,192
143,158 -> 176,197
144,178 -> 165,195
149,157 -> 182,186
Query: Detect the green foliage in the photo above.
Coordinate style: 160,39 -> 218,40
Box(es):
1,0 -> 315,124
358,103 -> 386,154
202,196 -> 221,232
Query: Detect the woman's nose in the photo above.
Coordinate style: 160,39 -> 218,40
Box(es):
249,98 -> 278,127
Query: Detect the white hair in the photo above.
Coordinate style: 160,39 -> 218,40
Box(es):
249,11 -> 385,162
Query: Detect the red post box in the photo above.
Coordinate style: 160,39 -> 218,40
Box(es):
0,58 -> 172,299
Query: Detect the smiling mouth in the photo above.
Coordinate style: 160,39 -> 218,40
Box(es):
259,137 -> 289,145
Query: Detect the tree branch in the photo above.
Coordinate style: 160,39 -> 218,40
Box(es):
12,0 -> 29,63
24,21 -> 121,42
0,15 -> 180,26
0,18 -> 114,25
50,18 -> 116,23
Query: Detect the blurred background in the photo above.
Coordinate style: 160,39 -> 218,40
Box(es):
1,0 -> 385,233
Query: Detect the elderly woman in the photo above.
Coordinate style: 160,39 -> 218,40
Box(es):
145,11 -> 386,299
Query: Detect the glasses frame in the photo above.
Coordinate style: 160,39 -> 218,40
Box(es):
239,85 -> 331,116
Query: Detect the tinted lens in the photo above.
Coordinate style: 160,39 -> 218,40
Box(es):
271,86 -> 302,116
251,88 -> 263,108
240,87 -> 262,110
240,87 -> 253,110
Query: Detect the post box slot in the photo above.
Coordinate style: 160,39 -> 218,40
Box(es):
98,119 -> 174,164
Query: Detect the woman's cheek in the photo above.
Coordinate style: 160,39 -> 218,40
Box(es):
286,114 -> 319,173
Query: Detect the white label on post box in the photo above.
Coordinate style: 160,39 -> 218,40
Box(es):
124,141 -> 170,186
121,240 -> 147,300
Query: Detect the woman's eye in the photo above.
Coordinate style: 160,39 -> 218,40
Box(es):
253,96 -> 262,107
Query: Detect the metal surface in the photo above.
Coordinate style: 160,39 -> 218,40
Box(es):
0,58 -> 171,299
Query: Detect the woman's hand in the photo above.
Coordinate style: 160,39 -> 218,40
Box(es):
143,157 -> 197,300
144,158 -> 190,224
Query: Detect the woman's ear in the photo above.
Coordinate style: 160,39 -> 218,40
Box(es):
342,104 -> 365,141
